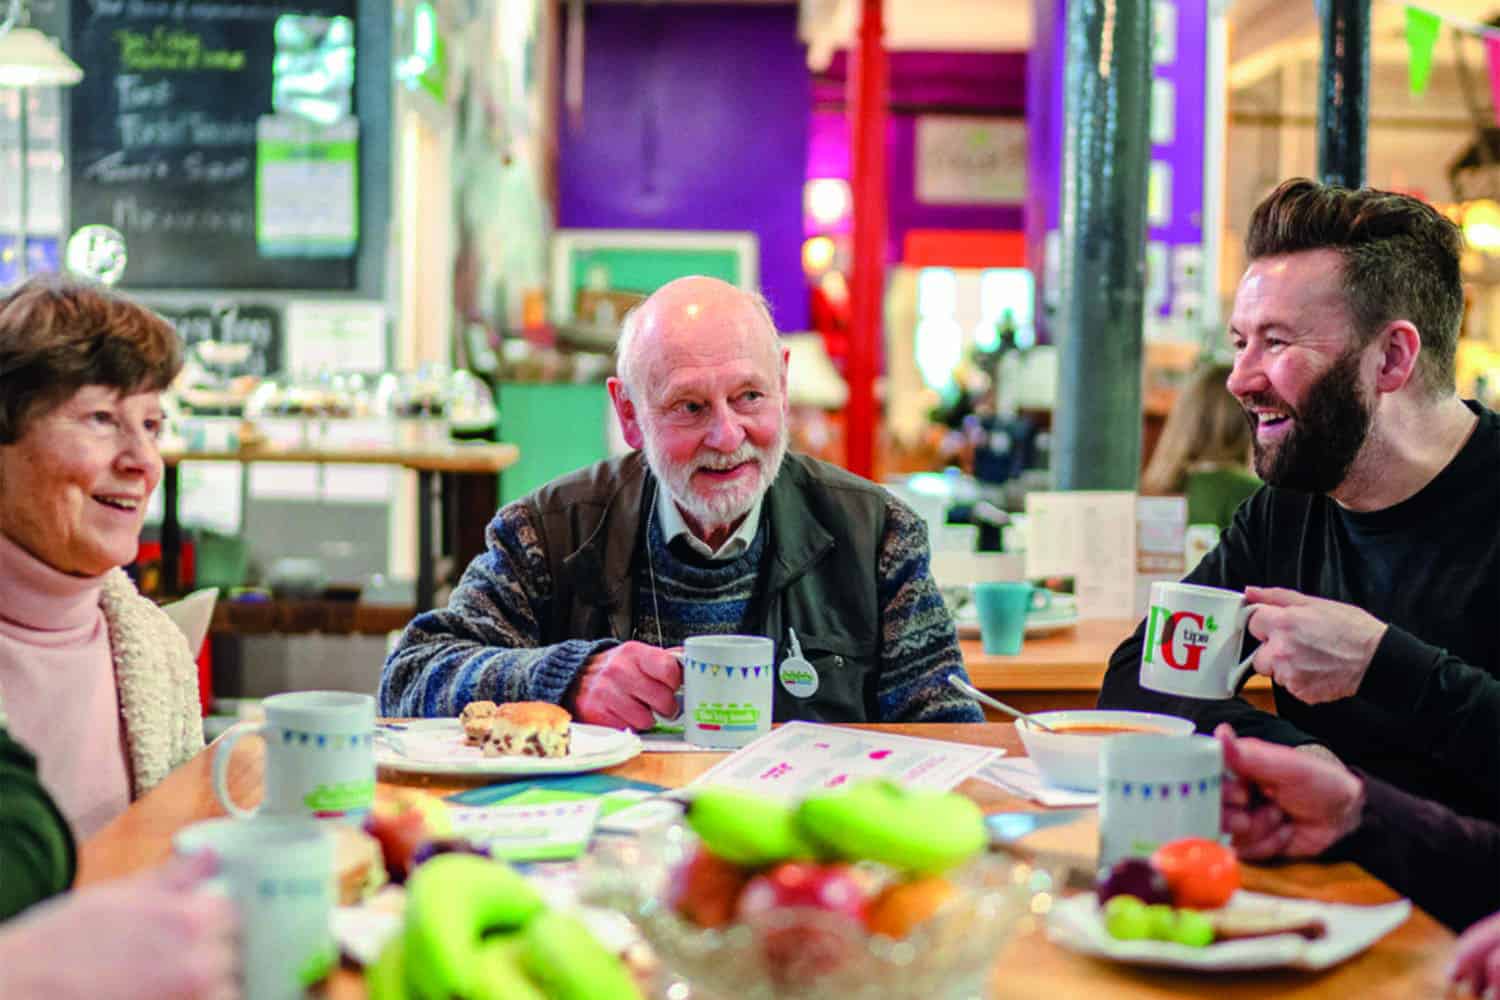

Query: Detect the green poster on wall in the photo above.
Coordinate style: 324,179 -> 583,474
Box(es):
570,247 -> 743,302
550,229 -> 760,322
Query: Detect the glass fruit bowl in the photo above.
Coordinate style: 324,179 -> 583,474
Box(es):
583,822 -> 1055,1000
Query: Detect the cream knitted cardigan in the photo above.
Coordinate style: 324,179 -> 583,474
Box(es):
0,569 -> 205,799
101,569 -> 205,796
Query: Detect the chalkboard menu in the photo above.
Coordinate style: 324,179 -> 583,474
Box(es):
155,302 -> 282,376
68,0 -> 358,290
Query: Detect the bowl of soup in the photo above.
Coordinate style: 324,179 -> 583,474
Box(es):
1016,710 -> 1195,791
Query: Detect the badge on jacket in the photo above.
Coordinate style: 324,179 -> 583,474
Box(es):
779,627 -> 819,697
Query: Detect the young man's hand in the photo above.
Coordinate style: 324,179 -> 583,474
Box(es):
1243,587 -> 1387,703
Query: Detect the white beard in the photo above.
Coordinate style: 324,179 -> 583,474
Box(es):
641,422 -> 789,531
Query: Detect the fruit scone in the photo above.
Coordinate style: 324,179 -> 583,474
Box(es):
481,701 -> 572,758
458,701 -> 497,746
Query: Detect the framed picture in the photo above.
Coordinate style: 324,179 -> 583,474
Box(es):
549,228 -> 760,327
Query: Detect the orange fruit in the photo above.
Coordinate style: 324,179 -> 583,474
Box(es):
866,876 -> 959,938
1151,838 -> 1239,909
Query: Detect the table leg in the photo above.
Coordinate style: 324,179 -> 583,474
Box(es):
417,469 -> 435,612
441,470 -> 457,568
162,464 -> 181,595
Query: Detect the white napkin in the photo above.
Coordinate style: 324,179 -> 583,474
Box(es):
976,758 -> 1098,807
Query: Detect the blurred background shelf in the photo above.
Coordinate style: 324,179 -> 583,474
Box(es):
210,599 -> 416,636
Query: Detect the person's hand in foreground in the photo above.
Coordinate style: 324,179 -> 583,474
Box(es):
1449,909 -> 1500,999
0,849 -> 238,1000
569,640 -> 683,730
1216,723 -> 1365,860
1243,586 -> 1387,703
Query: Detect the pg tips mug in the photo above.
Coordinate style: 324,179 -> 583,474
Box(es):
1139,582 -> 1258,699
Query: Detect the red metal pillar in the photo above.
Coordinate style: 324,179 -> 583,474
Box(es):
845,0 -> 887,480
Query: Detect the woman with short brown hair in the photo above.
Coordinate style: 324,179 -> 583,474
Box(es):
1140,362 -> 1260,530
0,275 -> 202,838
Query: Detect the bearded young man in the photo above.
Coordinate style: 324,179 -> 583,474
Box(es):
380,276 -> 983,726
1099,178 -> 1500,821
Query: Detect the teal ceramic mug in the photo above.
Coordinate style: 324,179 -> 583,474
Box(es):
972,582 -> 1052,654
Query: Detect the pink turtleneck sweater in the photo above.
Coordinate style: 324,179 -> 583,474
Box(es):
0,532 -> 132,840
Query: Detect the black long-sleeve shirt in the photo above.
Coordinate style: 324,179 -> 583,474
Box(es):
1101,402 -> 1500,822
0,726 -> 75,920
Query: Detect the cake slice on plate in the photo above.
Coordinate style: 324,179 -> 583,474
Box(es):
481,702 -> 572,758
458,701 -> 497,745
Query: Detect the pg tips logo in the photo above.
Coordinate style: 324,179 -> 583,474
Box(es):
1143,605 -> 1218,671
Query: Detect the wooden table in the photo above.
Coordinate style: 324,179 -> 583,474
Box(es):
158,440 -> 519,609
962,621 -> 1276,714
79,723 -> 1450,998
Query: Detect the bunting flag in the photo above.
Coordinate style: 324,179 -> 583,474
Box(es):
1394,3 -> 1500,122
1487,36 -> 1500,126
1406,5 -> 1443,96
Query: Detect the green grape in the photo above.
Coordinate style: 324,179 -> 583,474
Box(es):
1145,903 -> 1177,940
1171,909 -> 1215,948
1103,895 -> 1151,941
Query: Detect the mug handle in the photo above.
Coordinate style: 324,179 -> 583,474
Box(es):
1030,588 -> 1054,613
1228,604 -> 1260,692
648,651 -> 686,729
212,720 -> 266,819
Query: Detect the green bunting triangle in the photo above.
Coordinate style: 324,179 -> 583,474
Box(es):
1406,6 -> 1442,95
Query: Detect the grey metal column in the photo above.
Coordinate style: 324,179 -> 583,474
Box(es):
1053,0 -> 1153,491
1317,0 -> 1370,188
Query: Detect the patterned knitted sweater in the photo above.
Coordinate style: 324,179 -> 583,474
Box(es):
381,489 -> 982,724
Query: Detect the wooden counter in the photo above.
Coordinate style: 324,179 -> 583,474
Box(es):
78,723 -> 1453,999
962,619 -> 1276,715
159,440 -> 520,473
157,440 -> 519,610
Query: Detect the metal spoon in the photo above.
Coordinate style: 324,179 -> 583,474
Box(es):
947,675 -> 1060,733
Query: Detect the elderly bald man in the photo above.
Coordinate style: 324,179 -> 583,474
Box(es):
380,276 -> 983,726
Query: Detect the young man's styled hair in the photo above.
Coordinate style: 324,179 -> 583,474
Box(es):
1245,178 -> 1465,396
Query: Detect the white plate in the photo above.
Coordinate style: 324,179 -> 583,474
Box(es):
956,611 -> 1081,640
374,720 -> 642,776
1046,890 -> 1411,972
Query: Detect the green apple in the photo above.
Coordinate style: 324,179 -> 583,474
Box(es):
518,910 -> 642,1000
796,779 -> 986,874
687,786 -> 820,866
404,855 -> 544,1000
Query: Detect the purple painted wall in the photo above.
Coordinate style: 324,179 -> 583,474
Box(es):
1149,1 -> 1208,325
807,112 -> 1025,261
1026,0 -> 1210,336
809,51 -> 1028,261
1026,0 -> 1065,341
557,4 -> 810,328
813,50 -> 1026,113
1153,1 -> 1206,248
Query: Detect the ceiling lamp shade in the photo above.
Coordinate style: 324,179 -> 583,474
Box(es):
0,26 -> 83,87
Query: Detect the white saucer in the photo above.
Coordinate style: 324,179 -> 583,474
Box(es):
956,610 -> 1081,640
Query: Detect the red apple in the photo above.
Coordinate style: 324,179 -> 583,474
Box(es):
363,789 -> 453,882
736,862 -> 870,986
737,862 -> 871,922
666,846 -> 753,929
363,800 -> 433,882
363,807 -> 426,882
